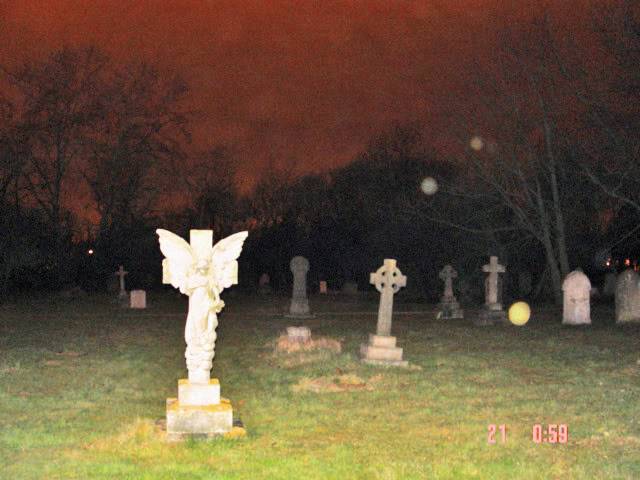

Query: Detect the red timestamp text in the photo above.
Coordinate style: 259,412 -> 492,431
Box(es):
532,424 -> 569,444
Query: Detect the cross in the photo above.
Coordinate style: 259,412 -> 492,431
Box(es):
482,256 -> 505,306
439,265 -> 457,300
115,265 -> 128,296
369,259 -> 407,336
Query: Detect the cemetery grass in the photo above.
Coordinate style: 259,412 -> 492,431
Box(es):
1,294 -> 639,479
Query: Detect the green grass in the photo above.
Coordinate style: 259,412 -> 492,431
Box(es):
1,293 -> 639,479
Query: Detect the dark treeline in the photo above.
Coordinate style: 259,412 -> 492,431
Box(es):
1,4 -> 638,304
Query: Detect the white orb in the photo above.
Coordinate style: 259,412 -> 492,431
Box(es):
470,136 -> 484,151
421,177 -> 438,195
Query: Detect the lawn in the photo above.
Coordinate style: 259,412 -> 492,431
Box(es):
1,292 -> 639,479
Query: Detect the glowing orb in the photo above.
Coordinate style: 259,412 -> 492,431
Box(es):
508,301 -> 531,326
470,136 -> 484,151
88,249 -> 94,255
421,177 -> 438,195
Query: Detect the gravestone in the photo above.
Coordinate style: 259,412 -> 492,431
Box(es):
286,256 -> 312,318
319,280 -> 328,294
475,256 -> 507,325
286,326 -> 311,343
615,269 -> 640,324
360,259 -> 408,367
130,290 -> 146,309
258,272 -> 272,295
603,272 -> 617,298
437,265 -> 463,319
157,228 -> 248,441
115,265 -> 128,300
562,269 -> 591,325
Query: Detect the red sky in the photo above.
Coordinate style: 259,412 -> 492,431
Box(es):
1,1 -> 597,192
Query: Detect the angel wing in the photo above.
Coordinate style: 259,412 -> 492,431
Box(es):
156,229 -> 195,294
209,231 -> 249,292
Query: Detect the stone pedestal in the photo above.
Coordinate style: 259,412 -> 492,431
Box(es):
438,299 -> 464,319
286,326 -> 311,343
360,334 -> 408,367
130,290 -> 146,309
474,307 -> 508,326
166,378 -> 233,441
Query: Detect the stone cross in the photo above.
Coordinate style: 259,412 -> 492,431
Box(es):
482,256 -> 505,308
288,256 -> 311,317
439,265 -> 457,301
370,259 -> 407,336
115,265 -> 128,298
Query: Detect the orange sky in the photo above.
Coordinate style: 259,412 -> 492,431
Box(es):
1,1 -> 597,193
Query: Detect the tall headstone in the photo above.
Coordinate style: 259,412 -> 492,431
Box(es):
360,259 -> 408,366
286,256 -> 312,318
157,228 -> 248,440
475,256 -> 507,325
115,265 -> 128,300
319,280 -> 328,294
437,265 -> 463,319
615,269 -> 640,324
130,290 -> 146,309
562,269 -> 591,325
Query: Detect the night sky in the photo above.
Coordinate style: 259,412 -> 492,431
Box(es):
1,1 -> 595,192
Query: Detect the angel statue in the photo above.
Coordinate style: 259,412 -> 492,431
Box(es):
157,229 -> 248,384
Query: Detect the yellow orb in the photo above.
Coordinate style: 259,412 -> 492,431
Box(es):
508,301 -> 531,326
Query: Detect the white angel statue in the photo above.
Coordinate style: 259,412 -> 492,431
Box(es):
157,229 -> 248,384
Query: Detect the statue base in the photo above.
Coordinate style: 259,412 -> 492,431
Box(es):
166,378 -> 233,441
474,307 -> 508,326
360,334 -> 408,367
437,301 -> 464,320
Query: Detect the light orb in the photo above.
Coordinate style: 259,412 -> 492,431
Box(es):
87,249 -> 94,255
420,177 -> 438,195
470,136 -> 484,151
508,301 -> 531,326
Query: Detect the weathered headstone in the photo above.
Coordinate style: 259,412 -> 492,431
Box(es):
615,269 -> 640,324
603,272 -> 617,298
115,265 -> 128,300
360,259 -> 408,366
157,228 -> 248,440
286,256 -> 312,318
129,289 -> 146,309
286,326 -> 311,343
475,256 -> 507,325
319,280 -> 328,294
258,272 -> 272,295
437,264 -> 463,319
562,269 -> 591,325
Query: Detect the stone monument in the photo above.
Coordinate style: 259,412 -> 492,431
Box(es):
115,265 -> 128,300
437,264 -> 464,319
319,280 -> 328,294
360,259 -> 408,367
615,269 -> 640,324
130,289 -> 146,309
286,256 -> 313,318
157,228 -> 248,441
562,269 -> 591,325
475,256 -> 507,325
286,326 -> 312,343
258,272 -> 272,295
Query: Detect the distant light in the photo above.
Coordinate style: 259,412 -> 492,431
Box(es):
88,249 -> 94,255
605,258 -> 611,267
470,136 -> 484,151
420,177 -> 438,195
625,258 -> 631,266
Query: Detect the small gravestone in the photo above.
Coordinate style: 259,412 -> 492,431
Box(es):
615,269 -> 640,324
603,272 -> 617,298
341,281 -> 358,295
115,265 -> 128,301
286,256 -> 313,318
258,273 -> 272,295
130,290 -> 147,309
562,269 -> 591,325
475,256 -> 507,325
437,265 -> 463,319
319,281 -> 328,294
360,259 -> 408,367
286,326 -> 311,343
